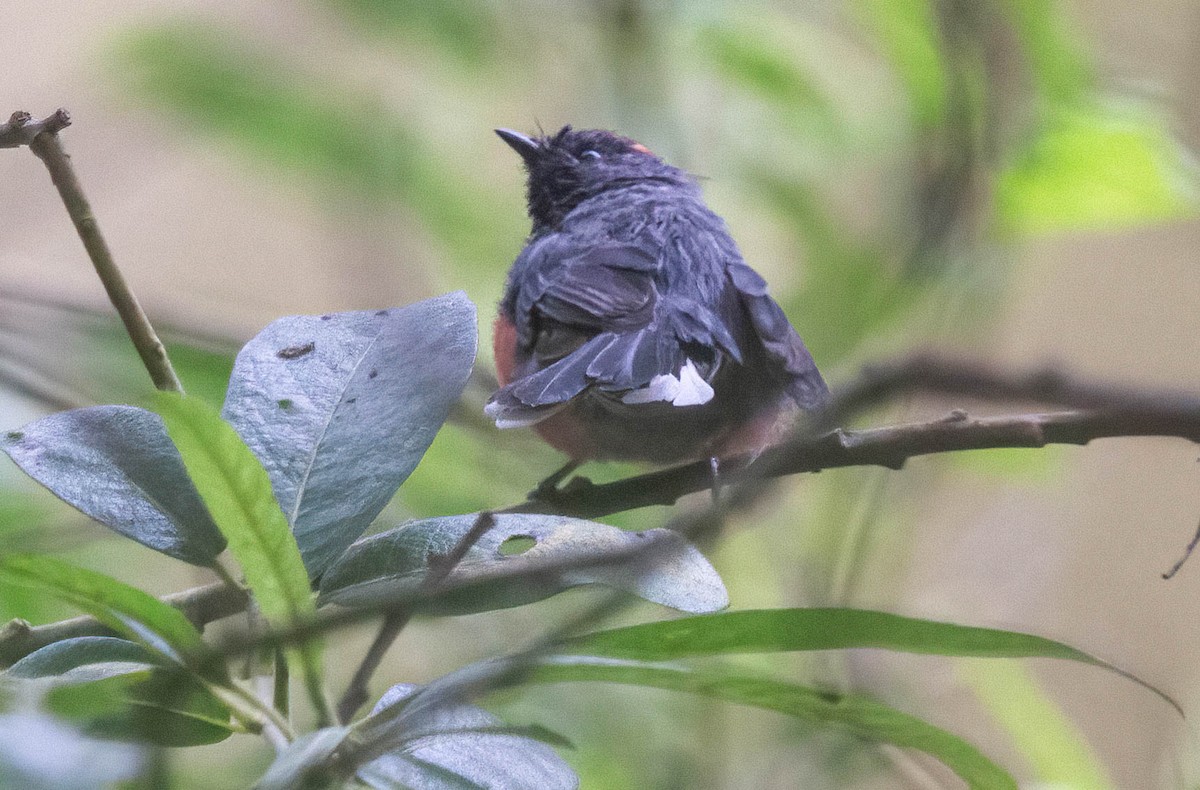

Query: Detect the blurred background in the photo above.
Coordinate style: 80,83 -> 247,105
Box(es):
3,0 -> 1200,787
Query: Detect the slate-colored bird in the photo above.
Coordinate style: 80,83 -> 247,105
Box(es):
487,125 -> 827,484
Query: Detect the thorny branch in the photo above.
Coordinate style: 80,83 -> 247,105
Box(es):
3,357 -> 1199,668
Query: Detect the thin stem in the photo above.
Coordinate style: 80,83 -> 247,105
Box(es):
300,649 -> 336,728
334,512 -> 497,723
219,680 -> 295,742
273,649 -> 290,718
336,614 -> 409,724
19,110 -> 183,393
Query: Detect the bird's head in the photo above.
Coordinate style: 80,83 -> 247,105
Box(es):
496,125 -> 690,233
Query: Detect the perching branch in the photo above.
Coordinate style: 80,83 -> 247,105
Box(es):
6,109 -> 183,393
514,355 -> 1200,518
2,358 -> 1198,668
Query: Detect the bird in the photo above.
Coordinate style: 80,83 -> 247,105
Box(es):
486,125 -> 828,490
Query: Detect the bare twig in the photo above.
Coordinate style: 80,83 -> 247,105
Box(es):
335,512 -> 497,723
1162,514 -> 1200,580
7,109 -> 183,393
0,109 -> 70,148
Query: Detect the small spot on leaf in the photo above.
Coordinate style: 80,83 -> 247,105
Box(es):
4,431 -> 24,442
375,309 -> 389,317
499,535 -> 537,556
277,342 -> 315,360
277,399 -> 293,410
368,369 -> 379,380
320,314 -> 332,321
345,397 -> 357,404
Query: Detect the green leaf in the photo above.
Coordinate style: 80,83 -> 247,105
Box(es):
7,637 -> 235,747
154,394 -> 314,630
317,0 -> 499,68
997,102 -> 1199,235
357,683 -> 578,790
154,393 -> 330,722
855,0 -> 948,126
2,406 -> 226,567
562,608 -> 1178,714
253,726 -> 352,790
960,661 -> 1113,788
998,0 -> 1092,106
529,658 -> 1014,789
697,21 -> 835,131
0,555 -> 206,668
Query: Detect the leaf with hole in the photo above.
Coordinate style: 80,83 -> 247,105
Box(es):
221,292 -> 478,576
1,406 -> 225,566
317,513 -> 729,615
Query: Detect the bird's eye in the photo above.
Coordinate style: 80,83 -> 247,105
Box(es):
580,150 -> 602,161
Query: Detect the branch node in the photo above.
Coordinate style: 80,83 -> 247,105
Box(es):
0,108 -> 71,149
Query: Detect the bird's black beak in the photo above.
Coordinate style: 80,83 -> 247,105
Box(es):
495,128 -> 540,164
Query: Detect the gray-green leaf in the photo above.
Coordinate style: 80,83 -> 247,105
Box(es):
6,637 -> 234,747
222,292 -> 478,576
1,406 -> 224,567
358,683 -> 578,790
318,513 -> 728,615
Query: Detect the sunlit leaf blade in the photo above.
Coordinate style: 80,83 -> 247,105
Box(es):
561,608 -> 1179,714
530,658 -> 1013,789
318,513 -> 728,615
357,683 -> 578,790
154,393 -> 327,718
154,394 -> 314,629
221,293 -> 477,576
1,406 -> 225,566
997,103 -> 1199,235
0,711 -> 145,789
0,555 -> 206,668
6,636 -> 235,747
